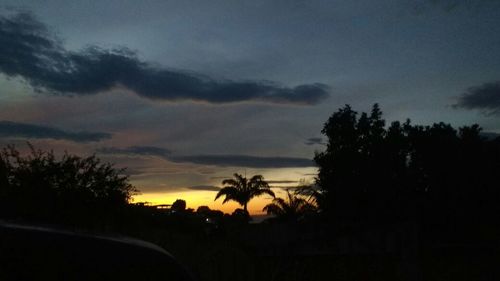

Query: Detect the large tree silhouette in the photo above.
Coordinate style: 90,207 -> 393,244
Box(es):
314,104 -> 406,220
315,104 -> 500,233
215,173 -> 275,212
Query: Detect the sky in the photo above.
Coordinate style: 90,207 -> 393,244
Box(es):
1,0 -> 500,214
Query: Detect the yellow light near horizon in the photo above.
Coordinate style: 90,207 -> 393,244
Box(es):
133,190 -> 278,215
131,167 -> 317,215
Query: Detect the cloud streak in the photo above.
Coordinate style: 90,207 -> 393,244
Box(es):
0,12 -> 329,105
0,120 -> 111,142
170,155 -> 314,168
96,146 -> 171,157
185,185 -> 220,192
454,81 -> 500,114
97,146 -> 315,168
304,137 -> 325,146
266,180 -> 298,184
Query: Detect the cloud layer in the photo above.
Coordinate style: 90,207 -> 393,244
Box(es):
304,137 -> 324,146
185,185 -> 221,192
454,81 -> 500,114
0,12 -> 329,105
0,120 -> 111,142
97,145 -> 315,168
97,146 -> 171,157
170,154 -> 314,168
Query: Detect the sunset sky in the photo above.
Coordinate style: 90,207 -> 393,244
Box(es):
1,0 -> 499,214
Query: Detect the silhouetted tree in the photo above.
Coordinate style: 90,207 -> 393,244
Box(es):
263,190 -> 316,221
195,206 -> 223,222
315,104 -> 500,235
196,206 -> 211,214
230,208 -> 251,223
171,199 -> 187,212
214,173 -> 274,212
314,104 -> 407,220
0,144 -> 137,225
294,183 -> 325,213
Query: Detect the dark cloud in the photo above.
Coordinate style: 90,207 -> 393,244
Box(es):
185,185 -> 220,192
97,146 -> 315,168
454,81 -> 500,114
267,180 -> 298,184
170,155 -> 315,168
96,146 -> 171,157
0,120 -> 111,142
0,12 -> 329,105
304,137 -> 324,146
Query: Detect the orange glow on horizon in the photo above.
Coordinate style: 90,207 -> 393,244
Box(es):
131,167 -> 317,215
132,190 -> 283,215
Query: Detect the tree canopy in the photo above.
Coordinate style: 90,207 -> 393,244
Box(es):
215,173 -> 275,212
0,144 -> 137,225
315,104 -> 500,227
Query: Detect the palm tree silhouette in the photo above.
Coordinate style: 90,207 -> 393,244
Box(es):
263,190 -> 316,220
215,173 -> 275,212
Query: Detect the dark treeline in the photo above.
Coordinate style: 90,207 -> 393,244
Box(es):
0,145 -> 256,233
313,104 -> 500,241
0,144 -> 136,228
1,104 -> 500,280
1,104 -> 500,237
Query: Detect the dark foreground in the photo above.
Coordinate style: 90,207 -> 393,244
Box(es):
2,217 -> 500,281
0,222 -> 193,281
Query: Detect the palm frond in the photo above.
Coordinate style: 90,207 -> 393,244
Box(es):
295,184 -> 323,205
273,197 -> 287,210
263,203 -> 285,216
251,188 -> 275,198
249,175 -> 269,188
221,178 -> 239,187
215,186 -> 238,201
215,173 -> 273,210
263,190 -> 317,219
233,173 -> 246,184
249,175 -> 264,182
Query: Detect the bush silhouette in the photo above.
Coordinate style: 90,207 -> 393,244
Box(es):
0,144 -> 137,226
